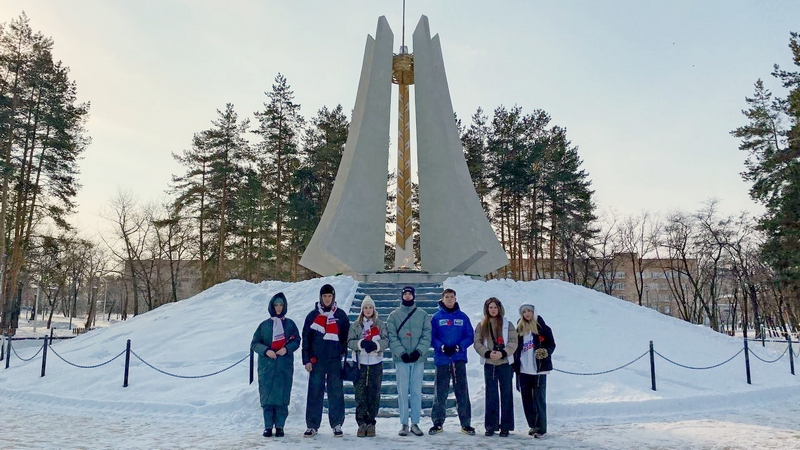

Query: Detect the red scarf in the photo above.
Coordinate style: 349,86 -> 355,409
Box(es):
362,318 -> 380,341
270,317 -> 286,350
311,302 -> 340,341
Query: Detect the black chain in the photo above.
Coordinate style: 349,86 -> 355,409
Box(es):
48,345 -> 127,369
553,351 -> 649,376
654,348 -> 743,370
130,350 -> 249,379
748,345 -> 789,364
11,342 -> 44,361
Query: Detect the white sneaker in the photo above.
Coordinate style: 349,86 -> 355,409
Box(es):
303,428 -> 317,437
333,425 -> 343,437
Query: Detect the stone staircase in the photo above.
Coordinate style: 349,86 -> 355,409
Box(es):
323,282 -> 457,416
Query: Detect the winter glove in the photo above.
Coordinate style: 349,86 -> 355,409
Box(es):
442,345 -> 457,356
408,349 -> 421,362
360,339 -> 378,353
535,348 -> 549,360
401,353 -> 412,363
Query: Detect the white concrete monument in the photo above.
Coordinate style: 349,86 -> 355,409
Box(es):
300,15 -> 508,278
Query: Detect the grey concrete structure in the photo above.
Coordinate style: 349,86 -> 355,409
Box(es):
413,16 -> 509,276
298,17 -> 394,276
300,15 -> 508,277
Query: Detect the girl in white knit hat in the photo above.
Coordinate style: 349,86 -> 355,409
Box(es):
347,295 -> 388,437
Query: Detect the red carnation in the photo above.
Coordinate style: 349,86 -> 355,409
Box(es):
539,335 -> 545,342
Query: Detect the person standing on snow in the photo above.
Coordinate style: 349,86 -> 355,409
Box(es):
301,283 -> 350,437
513,303 -> 555,439
387,285 -> 431,437
250,292 -> 301,438
428,288 -> 475,436
474,297 -> 518,437
347,295 -> 388,437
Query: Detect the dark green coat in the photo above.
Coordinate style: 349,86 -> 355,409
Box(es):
250,293 -> 301,407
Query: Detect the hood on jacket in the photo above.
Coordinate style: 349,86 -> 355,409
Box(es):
269,292 -> 288,318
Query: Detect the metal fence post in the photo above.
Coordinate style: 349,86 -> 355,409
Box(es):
787,335 -> 795,376
41,336 -> 49,377
0,334 -> 4,362
4,335 -> 11,369
649,340 -> 657,391
123,339 -> 131,387
743,338 -> 751,385
249,349 -> 254,385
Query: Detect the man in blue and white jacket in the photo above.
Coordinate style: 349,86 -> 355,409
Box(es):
428,288 -> 475,435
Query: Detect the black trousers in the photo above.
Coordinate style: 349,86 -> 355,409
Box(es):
431,361 -> 471,427
519,373 -> 547,433
305,359 -> 345,429
483,363 -> 514,432
354,363 -> 383,425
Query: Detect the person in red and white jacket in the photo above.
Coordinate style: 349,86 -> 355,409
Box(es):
347,295 -> 388,437
513,303 -> 555,439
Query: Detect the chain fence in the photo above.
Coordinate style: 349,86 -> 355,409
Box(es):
554,351 -> 649,376
11,341 -> 44,362
130,350 -> 249,379
654,348 -> 744,370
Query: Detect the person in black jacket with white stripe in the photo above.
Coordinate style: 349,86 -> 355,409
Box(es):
514,303 -> 555,439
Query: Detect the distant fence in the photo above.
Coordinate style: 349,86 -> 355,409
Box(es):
2,333 -> 797,392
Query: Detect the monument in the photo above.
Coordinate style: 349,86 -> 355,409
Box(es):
299,16 -> 508,281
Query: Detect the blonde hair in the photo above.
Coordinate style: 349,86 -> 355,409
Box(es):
356,305 -> 378,326
517,315 -> 539,336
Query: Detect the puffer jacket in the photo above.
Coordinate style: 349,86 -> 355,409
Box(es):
386,303 -> 432,362
347,317 -> 388,366
514,315 -> 555,374
473,318 -> 518,366
430,301 -> 474,366
250,293 -> 301,406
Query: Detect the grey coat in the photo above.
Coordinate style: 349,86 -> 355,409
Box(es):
386,303 -> 432,362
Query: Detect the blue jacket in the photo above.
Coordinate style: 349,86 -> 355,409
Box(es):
430,301 -> 474,366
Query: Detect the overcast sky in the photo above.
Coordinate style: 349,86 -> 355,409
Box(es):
1,1 -> 798,237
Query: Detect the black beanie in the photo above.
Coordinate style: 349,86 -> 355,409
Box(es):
401,286 -> 415,306
320,284 -> 335,298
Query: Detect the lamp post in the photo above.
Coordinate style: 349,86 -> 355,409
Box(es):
644,285 -> 651,309
69,275 -> 78,330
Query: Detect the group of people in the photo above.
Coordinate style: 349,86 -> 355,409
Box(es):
250,284 -> 556,440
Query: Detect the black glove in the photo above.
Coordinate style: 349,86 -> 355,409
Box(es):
401,353 -> 412,363
360,339 -> 378,353
443,345 -> 457,357
408,349 -> 421,362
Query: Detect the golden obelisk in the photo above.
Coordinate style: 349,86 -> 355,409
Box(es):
392,5 -> 414,269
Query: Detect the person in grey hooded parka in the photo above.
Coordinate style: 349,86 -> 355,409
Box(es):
250,292 -> 301,438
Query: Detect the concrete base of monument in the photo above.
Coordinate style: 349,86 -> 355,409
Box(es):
352,269 -> 482,283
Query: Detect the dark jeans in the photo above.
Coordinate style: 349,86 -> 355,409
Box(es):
354,363 -> 383,426
262,404 -> 288,429
519,373 -> 547,433
483,363 -> 514,432
431,361 -> 471,427
306,358 -> 345,429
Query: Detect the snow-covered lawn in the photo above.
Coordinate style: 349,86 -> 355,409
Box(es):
2,276 -> 799,449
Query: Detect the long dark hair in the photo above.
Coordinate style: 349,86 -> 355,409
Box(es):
480,297 -> 505,338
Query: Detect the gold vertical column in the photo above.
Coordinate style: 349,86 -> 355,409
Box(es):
392,51 -> 414,268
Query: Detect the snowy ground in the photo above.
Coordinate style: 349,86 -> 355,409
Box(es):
2,276 -> 800,449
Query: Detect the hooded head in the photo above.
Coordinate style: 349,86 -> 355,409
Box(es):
481,297 -> 505,334
401,286 -> 415,306
269,292 -> 288,318
319,283 -> 336,310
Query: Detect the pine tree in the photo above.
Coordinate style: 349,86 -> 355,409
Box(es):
253,74 -> 304,279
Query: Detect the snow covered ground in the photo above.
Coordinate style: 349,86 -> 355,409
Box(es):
2,276 -> 799,449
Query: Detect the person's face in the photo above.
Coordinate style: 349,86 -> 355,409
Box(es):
274,302 -> 284,315
321,293 -> 334,306
402,291 -> 414,301
362,305 -> 374,318
488,302 -> 499,317
522,309 -> 533,321
443,292 -> 456,308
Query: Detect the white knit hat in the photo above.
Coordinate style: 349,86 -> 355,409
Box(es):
361,295 -> 376,310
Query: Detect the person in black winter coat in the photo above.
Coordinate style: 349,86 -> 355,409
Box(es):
301,284 -> 350,437
513,303 -> 555,439
250,292 -> 301,438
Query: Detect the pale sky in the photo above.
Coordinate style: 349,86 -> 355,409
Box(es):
2,1 -> 798,237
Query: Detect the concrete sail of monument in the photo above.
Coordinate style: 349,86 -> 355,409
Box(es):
299,17 -> 394,275
413,16 -> 509,276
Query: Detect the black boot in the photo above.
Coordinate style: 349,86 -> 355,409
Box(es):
263,428 -> 273,437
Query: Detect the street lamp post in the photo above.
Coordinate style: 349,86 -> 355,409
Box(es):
644,285 -> 651,309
